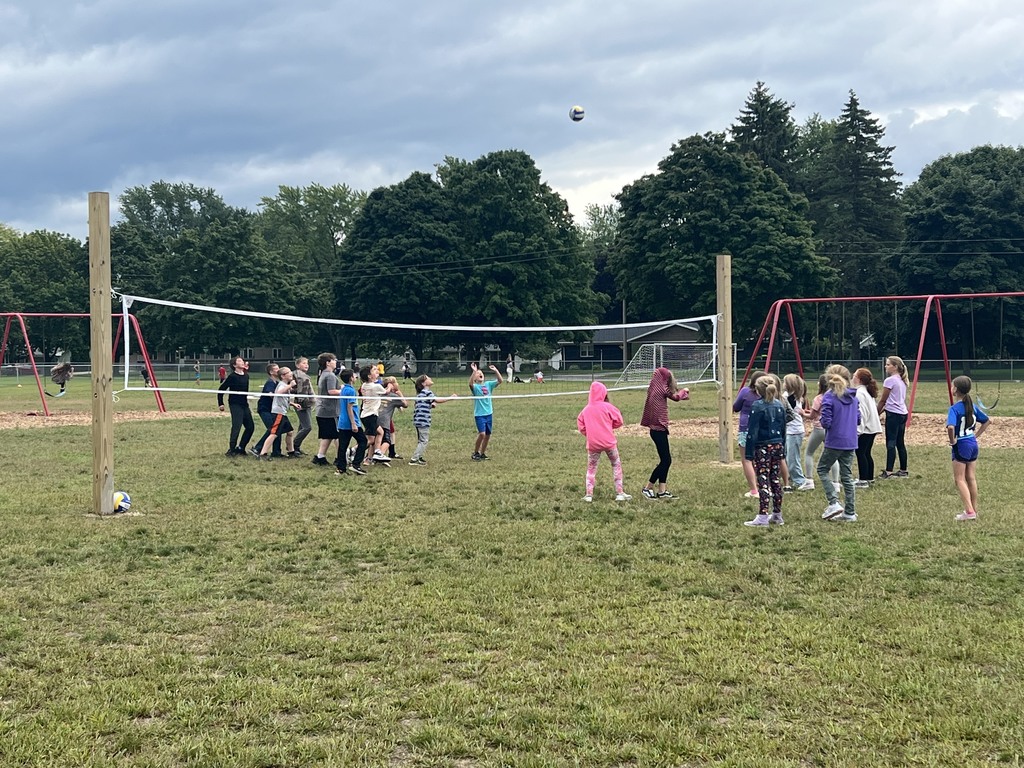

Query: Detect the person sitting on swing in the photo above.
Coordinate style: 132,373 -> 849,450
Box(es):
49,362 -> 74,397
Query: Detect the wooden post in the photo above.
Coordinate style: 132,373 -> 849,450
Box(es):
89,192 -> 114,515
717,253 -> 734,463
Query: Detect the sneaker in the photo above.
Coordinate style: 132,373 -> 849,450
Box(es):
878,470 -> 895,480
409,458 -> 421,466
782,485 -> 794,494
955,511 -> 977,522
479,453 -> 490,460
797,481 -> 815,491
642,487 -> 657,500
854,480 -> 870,489
743,490 -> 760,499
259,454 -> 272,462
391,453 -> 403,460
225,449 -> 239,457
895,470 -> 909,478
768,514 -> 785,525
835,512 -> 858,522
311,456 -> 328,466
334,467 -> 348,476
615,493 -> 632,502
744,514 -> 771,527
656,491 -> 676,500
249,447 -> 260,457
416,457 -> 427,465
372,458 -> 391,468
582,495 -> 593,503
350,466 -> 367,476
821,502 -> 844,520
372,451 -> 391,462
291,449 -> 306,457
471,452 -> 483,461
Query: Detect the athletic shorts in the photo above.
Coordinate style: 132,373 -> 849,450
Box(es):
317,416 -> 339,440
475,414 -> 493,435
952,439 -> 979,463
362,414 -> 379,437
269,414 -> 293,436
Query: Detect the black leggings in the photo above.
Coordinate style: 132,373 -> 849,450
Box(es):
228,401 -> 254,451
884,411 -> 908,472
855,432 -> 877,481
648,429 -> 672,484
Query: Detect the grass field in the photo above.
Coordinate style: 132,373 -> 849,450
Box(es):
2,377 -> 1023,766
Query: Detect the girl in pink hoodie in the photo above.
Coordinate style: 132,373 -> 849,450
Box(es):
577,381 -> 631,502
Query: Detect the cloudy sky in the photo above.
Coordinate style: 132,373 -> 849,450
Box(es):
2,0 -> 1022,239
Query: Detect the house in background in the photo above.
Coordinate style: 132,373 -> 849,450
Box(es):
558,321 -> 702,369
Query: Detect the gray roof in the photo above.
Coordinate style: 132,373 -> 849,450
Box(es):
589,321 -> 700,344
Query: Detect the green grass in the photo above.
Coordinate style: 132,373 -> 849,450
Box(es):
1,379 -> 1023,766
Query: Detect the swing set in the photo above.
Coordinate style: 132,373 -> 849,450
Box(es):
0,312 -> 165,416
742,291 -> 1023,421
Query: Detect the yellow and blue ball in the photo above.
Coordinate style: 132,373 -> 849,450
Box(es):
569,105 -> 585,122
112,491 -> 132,514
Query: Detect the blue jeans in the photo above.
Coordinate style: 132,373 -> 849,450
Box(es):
817,448 -> 856,515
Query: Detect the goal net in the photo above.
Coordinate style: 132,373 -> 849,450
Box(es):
616,343 -> 719,386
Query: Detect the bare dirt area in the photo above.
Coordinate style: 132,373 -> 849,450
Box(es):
619,413 -> 1024,449
0,410 -> 220,430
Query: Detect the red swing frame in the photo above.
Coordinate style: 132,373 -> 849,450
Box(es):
742,291 -> 1024,423
0,312 -> 166,416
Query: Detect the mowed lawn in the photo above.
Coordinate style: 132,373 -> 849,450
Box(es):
1,378 -> 1023,766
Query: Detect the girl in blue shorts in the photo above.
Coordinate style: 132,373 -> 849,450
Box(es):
946,375 -> 990,522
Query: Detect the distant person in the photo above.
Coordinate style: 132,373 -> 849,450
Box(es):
291,356 -> 316,456
402,360 -> 411,380
733,370 -> 766,498
505,354 -> 514,382
193,361 -> 201,387
946,375 -> 990,521
217,355 -> 253,457
217,364 -> 227,383
47,362 -> 74,398
532,368 -> 544,384
140,366 -> 151,388
577,381 -> 630,502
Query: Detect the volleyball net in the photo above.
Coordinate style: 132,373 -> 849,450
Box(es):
115,294 -> 722,403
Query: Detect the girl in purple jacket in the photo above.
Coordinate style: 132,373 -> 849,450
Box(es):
818,365 -> 860,522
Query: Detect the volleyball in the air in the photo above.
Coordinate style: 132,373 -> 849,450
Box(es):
569,105 -> 585,122
112,490 -> 132,514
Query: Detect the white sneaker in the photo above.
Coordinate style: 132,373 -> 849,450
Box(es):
743,490 -> 760,499
615,493 -> 632,502
744,514 -> 770,527
582,495 -> 593,503
797,481 -> 815,491
372,451 -> 391,462
955,511 -> 977,521
821,502 -> 845,520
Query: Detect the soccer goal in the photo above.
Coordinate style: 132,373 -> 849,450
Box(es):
616,342 -> 723,386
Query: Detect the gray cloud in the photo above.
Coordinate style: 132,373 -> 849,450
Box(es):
2,0 -> 1022,238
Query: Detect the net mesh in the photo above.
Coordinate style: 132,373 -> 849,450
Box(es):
617,343 -> 718,386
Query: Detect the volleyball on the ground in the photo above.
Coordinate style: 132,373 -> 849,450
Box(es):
569,105 -> 585,122
112,490 -> 132,513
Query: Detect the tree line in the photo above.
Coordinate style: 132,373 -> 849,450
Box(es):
2,82 -> 1023,363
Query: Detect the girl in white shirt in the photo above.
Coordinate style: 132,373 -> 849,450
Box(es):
852,367 -> 883,487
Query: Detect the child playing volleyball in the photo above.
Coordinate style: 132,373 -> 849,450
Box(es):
818,365 -> 860,522
946,375 -> 990,521
577,381 -> 630,502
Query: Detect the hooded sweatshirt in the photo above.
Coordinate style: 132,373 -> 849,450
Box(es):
820,387 -> 860,450
577,381 -> 624,452
641,367 -> 688,431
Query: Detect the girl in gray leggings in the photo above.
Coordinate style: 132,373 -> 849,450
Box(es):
804,374 -> 839,487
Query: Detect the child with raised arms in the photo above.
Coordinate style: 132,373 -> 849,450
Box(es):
640,367 -> 689,500
946,375 -> 990,521
469,362 -> 503,461
577,381 -> 630,503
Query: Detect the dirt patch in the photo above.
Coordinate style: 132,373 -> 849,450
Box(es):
0,410 -> 220,430
619,413 -> 1023,449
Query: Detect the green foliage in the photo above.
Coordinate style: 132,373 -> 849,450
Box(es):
580,203 -> 618,323
611,132 -> 834,337
730,81 -> 801,191
112,182 -> 294,357
0,229 -> 89,357
899,145 -> 1024,356
258,183 -> 367,355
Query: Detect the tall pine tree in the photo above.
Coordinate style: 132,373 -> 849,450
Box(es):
730,81 -> 800,191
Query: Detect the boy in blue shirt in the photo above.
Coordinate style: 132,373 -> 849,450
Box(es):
469,362 -> 503,461
336,368 -> 368,475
